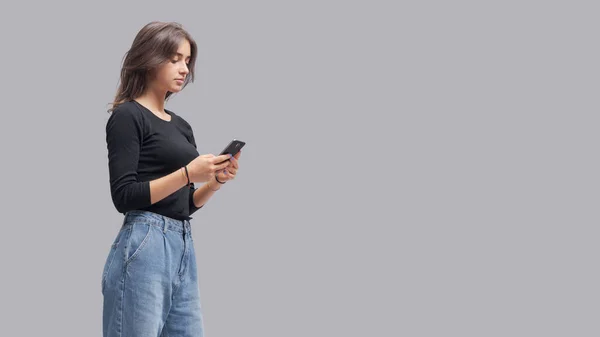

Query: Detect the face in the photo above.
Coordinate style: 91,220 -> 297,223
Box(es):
151,39 -> 191,93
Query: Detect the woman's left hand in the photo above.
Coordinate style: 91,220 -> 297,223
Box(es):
216,150 -> 241,183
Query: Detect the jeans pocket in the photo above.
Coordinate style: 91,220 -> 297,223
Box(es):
101,229 -> 125,294
124,222 -> 152,266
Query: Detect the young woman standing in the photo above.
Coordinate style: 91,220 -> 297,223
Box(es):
100,21 -> 242,337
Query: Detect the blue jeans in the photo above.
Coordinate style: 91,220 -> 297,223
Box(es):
101,210 -> 204,337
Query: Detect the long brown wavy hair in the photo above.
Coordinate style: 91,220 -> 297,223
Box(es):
107,21 -> 198,113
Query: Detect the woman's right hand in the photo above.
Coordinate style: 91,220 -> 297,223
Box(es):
185,154 -> 232,183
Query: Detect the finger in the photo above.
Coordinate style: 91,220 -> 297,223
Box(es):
234,151 -> 241,159
212,154 -> 231,163
224,169 -> 234,180
212,155 -> 232,167
230,156 -> 239,169
215,161 -> 231,171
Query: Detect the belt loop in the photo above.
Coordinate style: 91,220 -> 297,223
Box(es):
163,216 -> 168,233
183,220 -> 189,234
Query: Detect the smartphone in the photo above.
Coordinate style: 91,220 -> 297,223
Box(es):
216,139 -> 245,164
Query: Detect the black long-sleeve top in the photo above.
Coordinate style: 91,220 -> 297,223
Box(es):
105,100 -> 203,221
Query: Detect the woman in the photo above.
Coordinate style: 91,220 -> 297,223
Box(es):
101,21 -> 241,337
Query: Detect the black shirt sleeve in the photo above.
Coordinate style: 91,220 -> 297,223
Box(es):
106,107 -> 151,213
188,183 -> 203,215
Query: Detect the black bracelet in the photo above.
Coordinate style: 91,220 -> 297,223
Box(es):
215,173 -> 226,184
184,166 -> 190,185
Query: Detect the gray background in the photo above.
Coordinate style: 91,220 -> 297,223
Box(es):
0,0 -> 596,336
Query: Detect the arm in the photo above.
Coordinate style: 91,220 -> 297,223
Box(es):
183,120 -> 219,214
149,168 -> 190,205
106,109 -> 189,213
191,175 -> 222,208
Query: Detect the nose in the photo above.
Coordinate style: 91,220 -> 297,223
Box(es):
180,64 -> 189,75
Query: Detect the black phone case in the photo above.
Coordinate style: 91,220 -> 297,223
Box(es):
216,139 -> 245,164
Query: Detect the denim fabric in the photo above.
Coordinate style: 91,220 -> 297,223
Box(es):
101,210 -> 204,337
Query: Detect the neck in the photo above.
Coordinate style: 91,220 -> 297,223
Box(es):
135,88 -> 168,113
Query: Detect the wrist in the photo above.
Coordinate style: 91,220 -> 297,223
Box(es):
215,172 -> 226,184
180,167 -> 186,185
181,166 -> 190,186
207,176 -> 221,191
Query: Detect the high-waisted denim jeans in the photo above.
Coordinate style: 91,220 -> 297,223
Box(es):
101,210 -> 204,337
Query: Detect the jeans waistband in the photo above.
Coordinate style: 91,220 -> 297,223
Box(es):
123,210 -> 191,234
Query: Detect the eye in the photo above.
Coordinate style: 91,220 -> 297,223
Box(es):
170,58 -> 190,67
